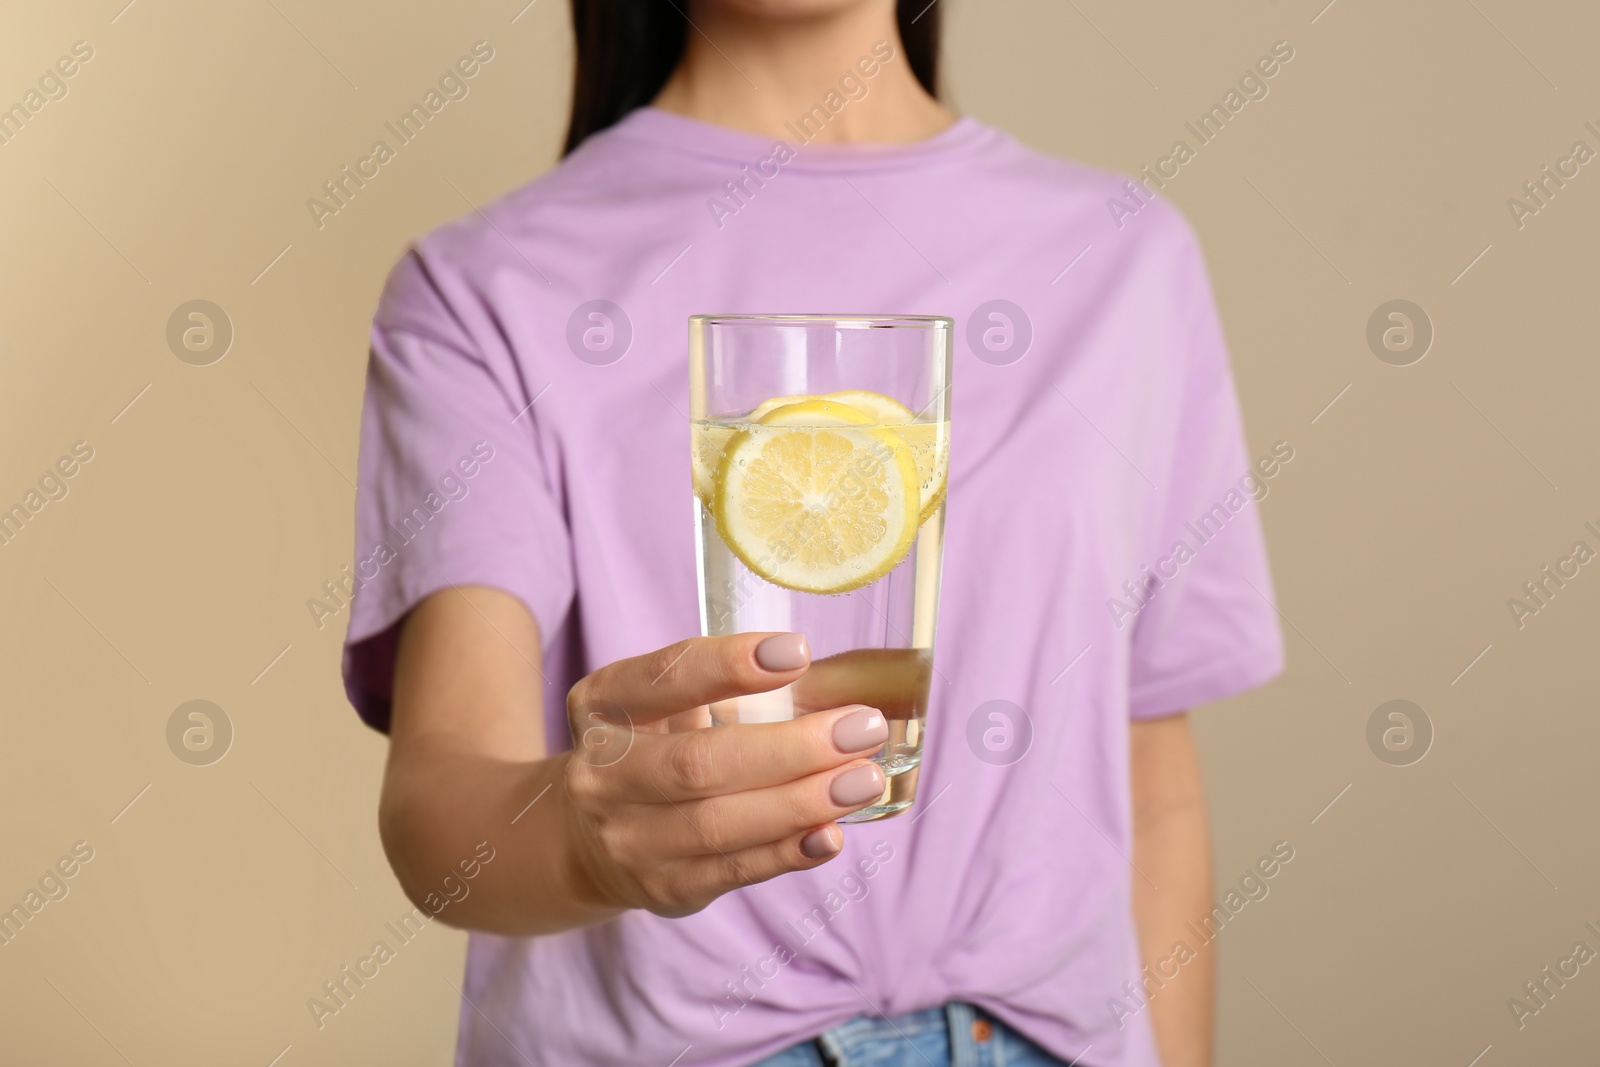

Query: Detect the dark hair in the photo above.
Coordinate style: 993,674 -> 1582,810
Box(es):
563,1 -> 941,155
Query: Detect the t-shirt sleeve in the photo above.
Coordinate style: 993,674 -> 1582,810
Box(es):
340,249 -> 573,731
1126,223 -> 1286,719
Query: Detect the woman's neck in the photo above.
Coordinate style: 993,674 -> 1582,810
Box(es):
651,1 -> 956,144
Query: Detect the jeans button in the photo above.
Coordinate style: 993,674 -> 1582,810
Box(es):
972,1018 -> 993,1043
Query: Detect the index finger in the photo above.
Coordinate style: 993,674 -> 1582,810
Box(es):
612,703 -> 890,802
569,633 -> 811,726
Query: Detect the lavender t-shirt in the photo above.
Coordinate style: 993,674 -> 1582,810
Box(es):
344,107 -> 1283,1067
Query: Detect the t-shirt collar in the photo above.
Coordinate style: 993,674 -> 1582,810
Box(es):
602,105 -> 993,174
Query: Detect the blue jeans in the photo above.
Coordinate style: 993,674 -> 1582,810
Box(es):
749,1002 -> 1071,1067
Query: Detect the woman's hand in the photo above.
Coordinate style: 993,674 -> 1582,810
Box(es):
380,587 -> 888,936
563,633 -> 889,918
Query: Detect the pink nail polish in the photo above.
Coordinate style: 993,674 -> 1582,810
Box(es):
832,707 -> 888,753
830,763 -> 886,807
800,827 -> 838,859
755,633 -> 809,671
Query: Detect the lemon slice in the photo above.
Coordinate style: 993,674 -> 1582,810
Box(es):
758,398 -> 871,427
692,423 -> 737,511
747,393 -> 816,421
900,422 -> 948,523
714,400 -> 920,594
822,390 -> 914,422
693,400 -> 866,512
822,391 -> 948,524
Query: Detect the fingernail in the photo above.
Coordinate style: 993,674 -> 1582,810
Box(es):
801,826 -> 840,859
830,763 -> 885,808
833,706 -> 888,753
755,633 -> 809,672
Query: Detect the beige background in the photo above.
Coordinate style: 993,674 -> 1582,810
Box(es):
2,0 -> 1597,1063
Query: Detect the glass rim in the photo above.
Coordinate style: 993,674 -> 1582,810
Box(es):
689,313 -> 953,331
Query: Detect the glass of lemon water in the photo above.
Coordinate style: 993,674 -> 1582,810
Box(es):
689,315 -> 952,821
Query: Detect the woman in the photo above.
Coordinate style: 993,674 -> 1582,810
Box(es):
343,1 -> 1284,1065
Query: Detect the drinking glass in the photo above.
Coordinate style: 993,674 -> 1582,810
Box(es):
689,315 -> 952,821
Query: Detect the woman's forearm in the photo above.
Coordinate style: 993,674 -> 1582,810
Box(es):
378,740 -> 620,937
381,587 -> 621,937
1129,714 -> 1215,1067
1132,803 -> 1214,1067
